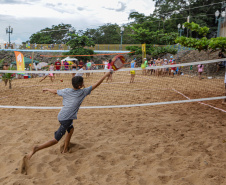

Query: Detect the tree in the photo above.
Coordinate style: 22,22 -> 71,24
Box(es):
152,0 -> 222,37
175,22 -> 226,74
129,26 -> 178,45
29,23 -> 73,44
128,12 -> 147,24
126,44 -> 177,58
64,34 -> 95,61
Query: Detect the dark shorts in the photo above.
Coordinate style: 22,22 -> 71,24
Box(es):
55,119 -> 74,141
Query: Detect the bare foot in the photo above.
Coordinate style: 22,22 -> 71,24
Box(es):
61,149 -> 68,154
27,146 -> 39,160
222,101 -> 226,105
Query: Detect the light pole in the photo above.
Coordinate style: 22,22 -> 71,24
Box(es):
215,10 -> 225,37
178,24 -> 185,37
120,26 -> 124,50
6,26 -> 13,48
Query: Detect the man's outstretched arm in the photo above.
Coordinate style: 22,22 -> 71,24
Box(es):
92,72 -> 111,91
43,89 -> 58,94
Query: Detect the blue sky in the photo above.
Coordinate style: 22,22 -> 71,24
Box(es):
0,0 -> 155,44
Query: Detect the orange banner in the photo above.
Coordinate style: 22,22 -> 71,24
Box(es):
14,51 -> 25,71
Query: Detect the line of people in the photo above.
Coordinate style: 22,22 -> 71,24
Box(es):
39,59 -> 108,82
141,56 -> 181,78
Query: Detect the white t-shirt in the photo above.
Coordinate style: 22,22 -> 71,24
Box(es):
75,68 -> 84,77
104,61 -> 108,69
33,63 -> 38,71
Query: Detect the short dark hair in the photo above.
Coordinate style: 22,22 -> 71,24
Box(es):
72,76 -> 83,89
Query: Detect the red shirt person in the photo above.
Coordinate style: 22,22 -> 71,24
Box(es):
55,59 -> 61,71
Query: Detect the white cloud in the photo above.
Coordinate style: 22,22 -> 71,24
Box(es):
0,0 -> 155,43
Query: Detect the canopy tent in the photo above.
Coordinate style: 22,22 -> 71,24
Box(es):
61,56 -> 78,65
12,57 -> 40,65
37,62 -> 48,69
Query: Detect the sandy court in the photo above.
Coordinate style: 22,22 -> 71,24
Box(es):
0,70 -> 226,185
0,68 -> 225,107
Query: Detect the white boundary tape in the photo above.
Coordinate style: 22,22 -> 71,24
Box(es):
172,89 -> 226,113
0,96 -> 226,110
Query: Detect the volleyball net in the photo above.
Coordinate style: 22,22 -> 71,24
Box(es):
0,58 -> 225,110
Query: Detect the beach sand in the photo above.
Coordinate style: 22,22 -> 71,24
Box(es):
0,71 -> 226,185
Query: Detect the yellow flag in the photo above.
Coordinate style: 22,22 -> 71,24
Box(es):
14,51 -> 25,71
142,43 -> 146,61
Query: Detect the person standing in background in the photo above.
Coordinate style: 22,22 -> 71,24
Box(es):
71,60 -> 78,77
197,64 -> 204,80
55,59 -> 61,76
2,62 -> 9,86
130,58 -> 136,83
64,60 -> 69,71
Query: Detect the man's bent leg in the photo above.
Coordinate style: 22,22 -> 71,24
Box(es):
63,127 -> 74,153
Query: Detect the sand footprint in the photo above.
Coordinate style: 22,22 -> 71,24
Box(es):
20,156 -> 28,175
60,142 -> 86,153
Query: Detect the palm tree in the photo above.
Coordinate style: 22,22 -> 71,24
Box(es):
2,66 -> 16,89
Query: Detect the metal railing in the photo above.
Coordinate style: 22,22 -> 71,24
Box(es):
0,43 -> 193,52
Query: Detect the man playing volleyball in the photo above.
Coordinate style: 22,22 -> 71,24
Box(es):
27,71 -> 111,159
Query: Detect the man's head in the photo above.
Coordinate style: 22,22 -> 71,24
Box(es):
72,76 -> 84,89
